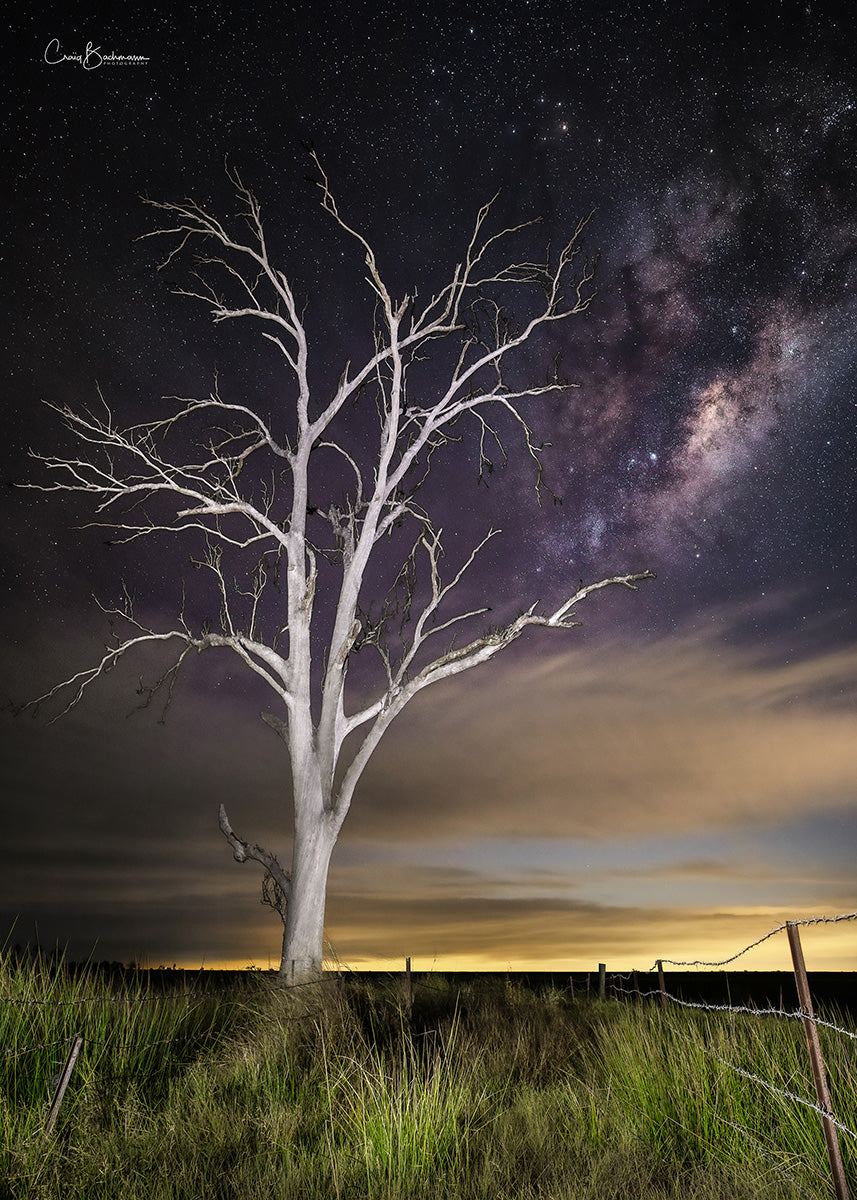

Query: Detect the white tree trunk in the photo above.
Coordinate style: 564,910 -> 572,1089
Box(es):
280,806 -> 338,983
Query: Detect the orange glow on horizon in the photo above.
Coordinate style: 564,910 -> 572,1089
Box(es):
159,910 -> 857,975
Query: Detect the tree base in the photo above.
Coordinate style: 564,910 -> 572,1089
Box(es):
279,956 -> 324,987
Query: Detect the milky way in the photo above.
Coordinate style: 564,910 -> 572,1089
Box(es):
521,70 -> 857,615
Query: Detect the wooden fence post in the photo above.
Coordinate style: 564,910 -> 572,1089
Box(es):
46,1035 -> 83,1134
569,974 -> 574,1000
656,959 -> 667,1008
632,970 -> 640,1002
786,922 -> 849,1200
598,963 -> 606,1000
404,956 -> 413,1020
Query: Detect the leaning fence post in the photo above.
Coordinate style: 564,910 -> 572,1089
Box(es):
46,1034 -> 83,1134
568,974 -> 574,1000
786,922 -> 849,1200
656,959 -> 667,1008
598,962 -> 606,1000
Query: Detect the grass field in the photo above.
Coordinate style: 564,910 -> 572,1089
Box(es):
2,952 -> 855,1198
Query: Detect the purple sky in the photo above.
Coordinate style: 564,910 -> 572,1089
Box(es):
3,0 -> 857,972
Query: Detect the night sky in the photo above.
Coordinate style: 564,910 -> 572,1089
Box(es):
3,1 -> 857,973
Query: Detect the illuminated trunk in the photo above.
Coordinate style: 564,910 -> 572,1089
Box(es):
279,800 -> 338,985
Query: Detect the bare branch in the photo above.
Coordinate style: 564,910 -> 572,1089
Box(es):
333,571 -> 656,822
218,804 -> 290,919
26,630 -> 190,723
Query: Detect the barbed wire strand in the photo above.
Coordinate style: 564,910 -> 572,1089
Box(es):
670,1021 -> 842,1197
0,990 -> 201,1007
611,983 -> 857,1041
81,1031 -> 200,1052
710,1053 -> 857,1143
0,965 -> 352,1007
2,1037 -> 71,1061
714,1114 -> 819,1200
650,910 -> 857,970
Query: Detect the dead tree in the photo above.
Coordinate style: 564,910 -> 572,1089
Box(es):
27,155 -> 654,983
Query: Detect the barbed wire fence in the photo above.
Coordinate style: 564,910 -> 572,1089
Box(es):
5,914 -> 857,1188
0,945 -> 582,1142
4,979 -> 187,1136
1,946 -> 471,1141
607,911 -> 857,1200
0,961 -> 342,1138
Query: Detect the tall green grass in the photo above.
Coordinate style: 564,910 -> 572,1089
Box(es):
593,999 -> 857,1198
1,954 -> 854,1198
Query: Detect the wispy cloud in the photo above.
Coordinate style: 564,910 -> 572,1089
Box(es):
5,600 -> 856,970
348,609 -> 857,844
